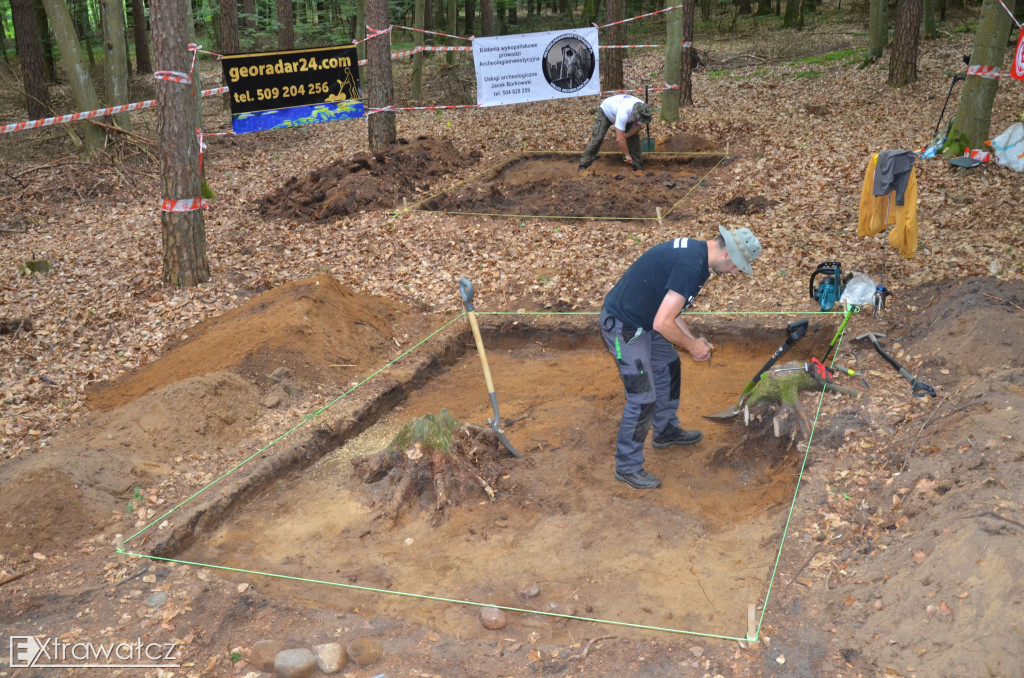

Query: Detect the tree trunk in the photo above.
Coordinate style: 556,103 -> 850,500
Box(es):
11,0 -> 51,118
480,0 -> 495,36
782,0 -> 800,28
738,0 -> 752,14
865,0 -> 887,64
356,0 -> 366,61
101,0 -> 131,130
366,0 -> 396,150
129,0 -> 152,73
948,0 -> 1015,149
277,0 -> 293,49
464,0 -> 475,34
73,0 -> 95,67
40,0 -> 106,153
220,0 -> 239,52
887,0 -> 921,87
241,0 -> 255,34
411,0 -> 424,100
922,0 -> 935,38
680,0 -> 694,106
150,0 -> 209,286
0,7 -> 12,64
603,0 -> 623,91
34,0 -> 56,81
700,0 -> 711,21
446,0 -> 456,64
662,1 -> 681,121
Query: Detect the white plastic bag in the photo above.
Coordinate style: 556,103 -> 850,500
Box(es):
840,273 -> 877,306
992,122 -> 1024,172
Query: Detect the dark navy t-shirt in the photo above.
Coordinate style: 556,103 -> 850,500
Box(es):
603,238 -> 710,331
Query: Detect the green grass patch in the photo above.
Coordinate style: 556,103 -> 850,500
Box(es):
791,48 -> 859,66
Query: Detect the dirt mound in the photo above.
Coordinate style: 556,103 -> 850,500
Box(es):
889,277 -> 1024,377
87,273 -> 409,410
61,372 -> 262,459
259,137 -> 479,220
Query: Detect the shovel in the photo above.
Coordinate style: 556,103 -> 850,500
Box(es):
705,319 -> 810,420
641,78 -> 655,153
458,277 -> 522,458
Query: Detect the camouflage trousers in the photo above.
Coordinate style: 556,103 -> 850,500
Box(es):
578,111 -> 643,170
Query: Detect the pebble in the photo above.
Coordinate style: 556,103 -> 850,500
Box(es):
143,591 -> 168,608
262,393 -> 282,409
517,583 -> 541,599
250,639 -> 286,673
479,606 -> 507,630
274,648 -> 316,678
312,642 -> 347,674
545,601 -> 576,617
346,638 -> 383,665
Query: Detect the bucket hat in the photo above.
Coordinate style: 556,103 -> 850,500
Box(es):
718,226 -> 761,274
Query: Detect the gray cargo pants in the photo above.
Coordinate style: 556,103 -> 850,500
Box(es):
599,308 -> 682,475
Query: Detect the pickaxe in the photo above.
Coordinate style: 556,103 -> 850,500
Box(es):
855,332 -> 935,398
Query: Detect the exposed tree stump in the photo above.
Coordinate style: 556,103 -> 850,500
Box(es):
745,361 -> 862,445
711,362 -> 864,467
351,410 -> 505,526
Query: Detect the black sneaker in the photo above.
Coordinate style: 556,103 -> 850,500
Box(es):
652,425 -> 703,448
614,468 -> 662,489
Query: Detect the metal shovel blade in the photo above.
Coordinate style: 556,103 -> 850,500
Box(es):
705,404 -> 743,420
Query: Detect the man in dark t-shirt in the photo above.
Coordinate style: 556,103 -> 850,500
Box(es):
599,226 -> 762,489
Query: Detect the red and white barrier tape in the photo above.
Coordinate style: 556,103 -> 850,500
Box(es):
1,87 -> 230,135
391,24 -> 473,42
967,64 -> 1005,79
996,0 -> 1022,27
154,70 -> 192,84
390,45 -> 474,58
188,42 -> 223,59
600,84 -> 678,96
160,197 -> 208,212
600,44 -> 667,50
596,4 -> 683,29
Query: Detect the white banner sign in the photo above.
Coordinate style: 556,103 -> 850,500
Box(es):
473,28 -> 600,107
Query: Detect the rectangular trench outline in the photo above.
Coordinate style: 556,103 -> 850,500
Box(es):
116,308 -> 844,643
397,148 -> 729,221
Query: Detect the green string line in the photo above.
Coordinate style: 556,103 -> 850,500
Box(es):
752,318 -> 851,641
123,313 -> 468,545
115,550 -> 750,642
394,152 -> 525,216
660,152 -> 728,220
118,305 -> 858,641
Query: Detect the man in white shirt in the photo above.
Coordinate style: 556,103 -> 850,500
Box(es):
578,94 -> 652,172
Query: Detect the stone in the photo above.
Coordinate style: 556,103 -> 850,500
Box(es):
249,639 -> 285,673
346,638 -> 383,665
479,606 -> 507,630
274,648 -> 316,678
517,583 -> 541,599
143,591 -> 168,608
312,642 -> 347,673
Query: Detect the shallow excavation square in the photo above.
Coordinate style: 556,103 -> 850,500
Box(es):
419,148 -> 725,221
182,332 -> 800,642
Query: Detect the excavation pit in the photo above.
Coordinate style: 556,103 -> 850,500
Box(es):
417,137 -> 726,220
170,320 -> 830,642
